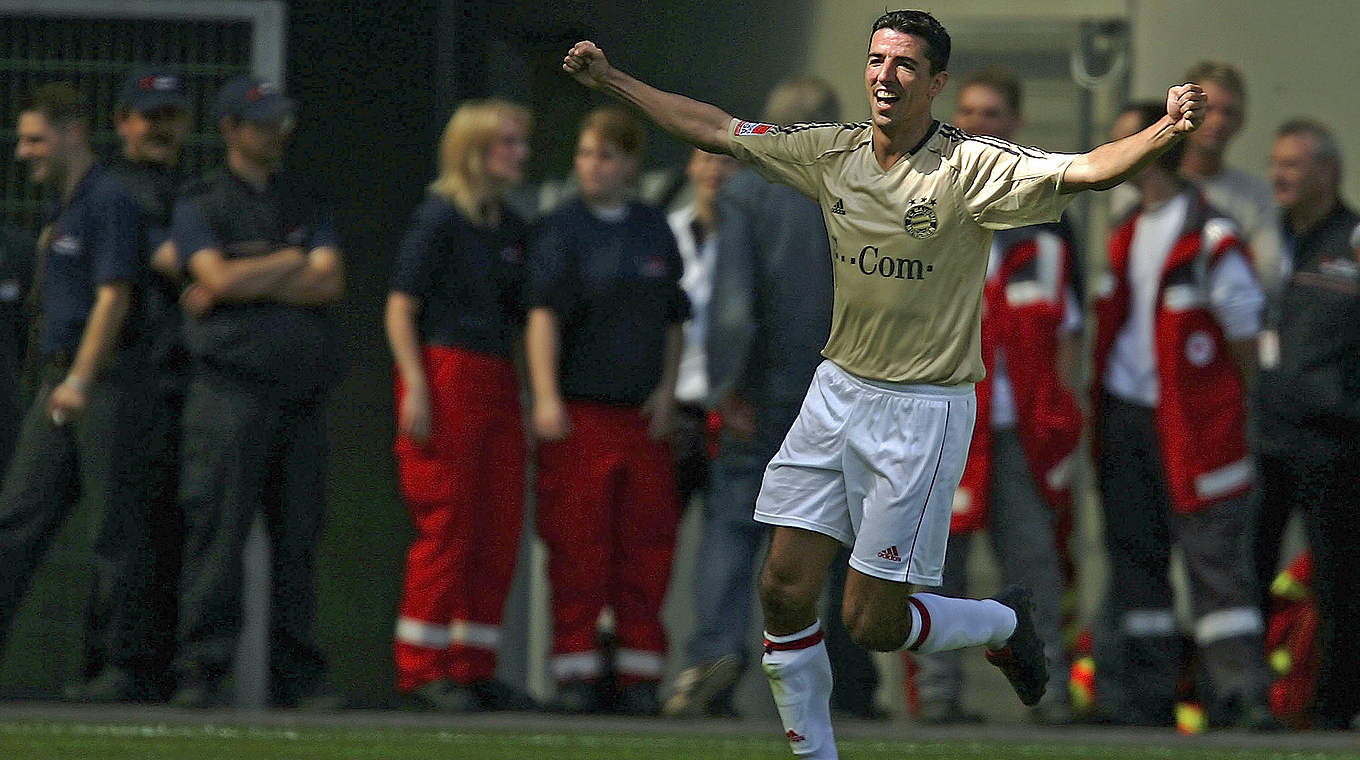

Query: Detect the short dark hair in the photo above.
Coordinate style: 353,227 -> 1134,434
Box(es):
18,82 -> 90,128
1121,101 -> 1185,174
871,10 -> 951,74
959,68 -> 1022,115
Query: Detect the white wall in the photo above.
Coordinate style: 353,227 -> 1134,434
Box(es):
1128,0 -> 1360,198
805,0 -> 1360,197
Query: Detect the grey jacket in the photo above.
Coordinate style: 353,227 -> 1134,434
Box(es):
706,168 -> 832,409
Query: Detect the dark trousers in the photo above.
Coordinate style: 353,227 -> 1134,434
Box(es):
1254,442 -> 1360,727
673,404 -> 710,510
174,368 -> 329,704
79,382 -> 183,696
1095,395 -> 1268,725
0,355 -> 155,658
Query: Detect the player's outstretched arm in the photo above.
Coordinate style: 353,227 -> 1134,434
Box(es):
1059,83 -> 1206,193
563,40 -> 734,155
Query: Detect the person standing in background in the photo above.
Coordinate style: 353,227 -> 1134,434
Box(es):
912,68 -> 1083,727
1253,119 -> 1360,731
386,99 -> 537,713
169,75 -> 344,708
66,66 -> 192,704
527,107 -> 687,716
668,147 -> 739,517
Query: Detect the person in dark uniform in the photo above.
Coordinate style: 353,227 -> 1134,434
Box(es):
169,75 -> 344,708
1253,119 -> 1360,731
526,107 -> 687,715
65,66 -> 192,704
0,83 -> 153,667
386,99 -> 537,712
0,223 -> 34,475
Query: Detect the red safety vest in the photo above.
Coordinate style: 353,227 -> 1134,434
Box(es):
1092,191 -> 1254,513
951,226 -> 1084,533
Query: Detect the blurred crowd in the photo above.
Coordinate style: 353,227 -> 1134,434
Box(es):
0,59 -> 1355,733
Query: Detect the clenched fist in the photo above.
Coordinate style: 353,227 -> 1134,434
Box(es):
563,40 -> 612,89
1166,83 -> 1206,134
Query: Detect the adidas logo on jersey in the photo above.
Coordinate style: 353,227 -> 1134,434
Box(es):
830,198 -> 846,215
877,545 -> 902,562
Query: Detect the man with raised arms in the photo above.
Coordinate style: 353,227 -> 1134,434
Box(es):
563,10 -> 1204,758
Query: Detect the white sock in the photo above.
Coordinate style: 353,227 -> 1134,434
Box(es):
762,621 -> 838,759
905,593 -> 1017,653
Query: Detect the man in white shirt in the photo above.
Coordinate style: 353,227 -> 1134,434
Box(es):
669,148 -> 739,511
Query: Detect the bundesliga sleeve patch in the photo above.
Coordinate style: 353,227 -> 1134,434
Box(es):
734,121 -> 774,136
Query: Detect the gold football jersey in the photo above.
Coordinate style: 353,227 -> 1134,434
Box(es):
728,118 -> 1076,385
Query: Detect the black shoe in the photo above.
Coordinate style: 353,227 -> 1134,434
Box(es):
471,679 -> 539,711
662,655 -> 741,718
65,667 -> 142,704
985,585 -> 1048,707
403,680 -> 478,712
616,681 -> 660,716
552,678 -> 600,714
169,678 -> 224,709
918,698 -> 986,724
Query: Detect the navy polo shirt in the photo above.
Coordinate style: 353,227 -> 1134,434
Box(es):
40,162 -> 143,358
390,195 -> 527,359
526,199 -> 689,405
171,168 -> 342,390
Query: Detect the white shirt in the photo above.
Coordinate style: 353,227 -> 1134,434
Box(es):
669,203 -> 716,404
1104,193 -> 1264,406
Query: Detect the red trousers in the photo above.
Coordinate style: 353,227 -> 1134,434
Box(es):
537,402 -> 680,685
392,347 -> 524,691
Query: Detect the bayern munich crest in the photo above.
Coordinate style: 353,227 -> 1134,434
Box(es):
904,201 -> 939,239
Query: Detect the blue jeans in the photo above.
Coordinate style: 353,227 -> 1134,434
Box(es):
683,402 -> 799,667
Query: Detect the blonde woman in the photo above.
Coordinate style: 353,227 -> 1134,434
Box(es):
386,100 -> 534,712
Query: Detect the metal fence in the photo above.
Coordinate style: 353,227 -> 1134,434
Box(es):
0,0 -> 283,230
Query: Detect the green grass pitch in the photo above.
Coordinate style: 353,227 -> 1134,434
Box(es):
2,722 -> 1358,760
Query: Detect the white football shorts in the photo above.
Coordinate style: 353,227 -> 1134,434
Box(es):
753,360 -> 975,585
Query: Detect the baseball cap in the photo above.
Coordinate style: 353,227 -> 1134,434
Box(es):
215,74 -> 294,123
118,67 -> 189,112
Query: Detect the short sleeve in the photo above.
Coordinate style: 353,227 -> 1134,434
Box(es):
524,213 -> 578,315
960,141 -> 1077,231
310,216 -> 341,250
171,197 -> 220,270
726,118 -> 842,200
389,199 -> 447,298
90,187 -> 142,286
1208,248 -> 1264,340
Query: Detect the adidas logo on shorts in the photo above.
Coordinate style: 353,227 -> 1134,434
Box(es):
830,198 -> 846,215
877,545 -> 902,562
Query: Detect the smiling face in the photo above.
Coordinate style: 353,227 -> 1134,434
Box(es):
15,111 -> 76,188
116,105 -> 190,166
864,28 -> 948,135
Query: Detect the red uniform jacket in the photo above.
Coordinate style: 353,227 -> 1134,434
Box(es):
951,225 -> 1084,533
1092,191 -> 1254,513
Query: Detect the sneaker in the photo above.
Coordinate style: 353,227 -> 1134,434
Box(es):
984,585 -> 1048,707
616,681 -> 661,716
661,655 -> 740,718
404,680 -> 478,712
471,679 -> 540,711
918,698 -> 986,725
